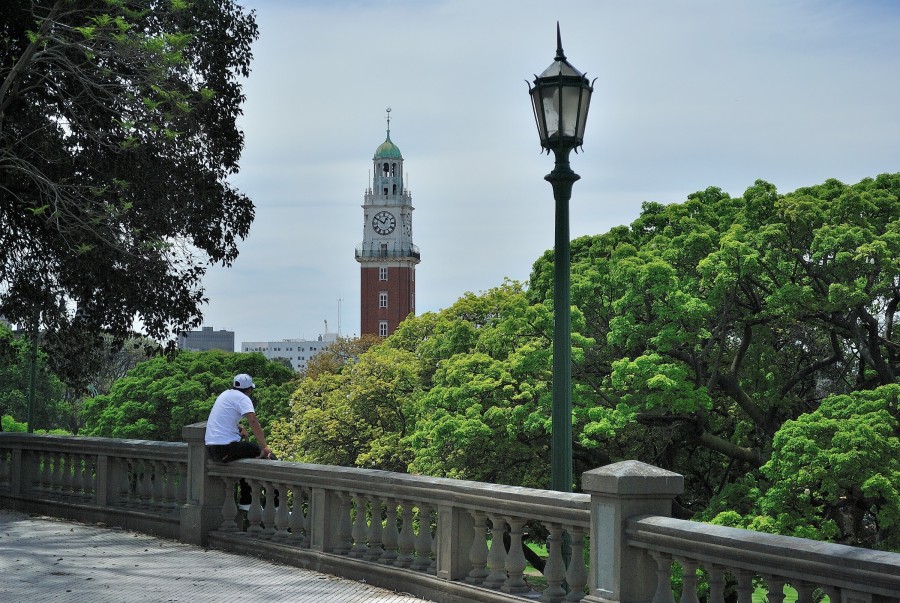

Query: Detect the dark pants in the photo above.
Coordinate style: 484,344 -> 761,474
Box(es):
206,442 -> 276,506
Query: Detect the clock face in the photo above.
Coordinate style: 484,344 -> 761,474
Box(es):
372,211 -> 396,235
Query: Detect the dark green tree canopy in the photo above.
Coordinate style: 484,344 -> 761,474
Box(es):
0,0 -> 258,344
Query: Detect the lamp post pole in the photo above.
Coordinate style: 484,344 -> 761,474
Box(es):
528,23 -> 593,494
547,149 -> 579,493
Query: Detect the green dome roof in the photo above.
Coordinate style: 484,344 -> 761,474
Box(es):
374,132 -> 402,159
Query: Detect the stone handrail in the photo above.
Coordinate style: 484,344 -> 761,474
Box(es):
2,425 -> 899,603
626,515 -> 900,603
0,432 -> 188,539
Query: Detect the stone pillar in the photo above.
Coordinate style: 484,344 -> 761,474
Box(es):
179,421 -> 226,546
436,503 -> 474,581
581,461 -> 684,603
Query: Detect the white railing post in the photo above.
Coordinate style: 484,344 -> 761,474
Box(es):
179,421 -> 226,546
581,461 -> 684,603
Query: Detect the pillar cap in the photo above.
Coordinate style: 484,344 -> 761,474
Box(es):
182,421 -> 208,443
582,460 -> 684,496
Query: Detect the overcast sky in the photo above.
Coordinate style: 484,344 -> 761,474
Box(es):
198,0 -> 900,348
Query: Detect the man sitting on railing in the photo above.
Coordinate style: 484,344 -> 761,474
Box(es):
205,373 -> 277,508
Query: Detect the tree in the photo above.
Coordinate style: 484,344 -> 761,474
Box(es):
271,344 -> 422,472
80,350 -> 296,442
0,0 -> 259,345
528,174 -> 900,517
0,322 -> 67,430
703,385 -> 900,551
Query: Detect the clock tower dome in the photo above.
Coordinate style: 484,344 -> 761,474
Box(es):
356,109 -> 420,337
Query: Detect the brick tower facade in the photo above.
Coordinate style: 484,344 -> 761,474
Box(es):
356,110 -> 420,337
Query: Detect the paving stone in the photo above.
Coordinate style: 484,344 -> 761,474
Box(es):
0,509 -> 429,602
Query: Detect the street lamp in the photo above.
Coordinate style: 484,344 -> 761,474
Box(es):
528,23 -> 594,493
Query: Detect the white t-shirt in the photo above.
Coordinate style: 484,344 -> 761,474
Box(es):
205,389 -> 255,445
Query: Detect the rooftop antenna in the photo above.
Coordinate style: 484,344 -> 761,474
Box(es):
337,296 -> 343,335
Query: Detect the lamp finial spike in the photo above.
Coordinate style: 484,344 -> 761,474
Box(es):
385,106 -> 392,137
555,22 -> 566,61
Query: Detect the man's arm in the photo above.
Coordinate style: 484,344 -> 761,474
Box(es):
243,411 -> 272,458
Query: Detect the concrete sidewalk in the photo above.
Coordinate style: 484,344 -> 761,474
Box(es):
0,509 -> 430,602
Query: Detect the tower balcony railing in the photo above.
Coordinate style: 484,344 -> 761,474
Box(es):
355,243 -> 421,262
1,426 -> 899,603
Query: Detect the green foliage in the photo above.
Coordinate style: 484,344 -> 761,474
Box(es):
80,351 -> 296,442
0,0 -> 259,347
752,385 -> 900,549
273,172 -> 900,551
271,345 -> 421,471
0,324 -> 67,431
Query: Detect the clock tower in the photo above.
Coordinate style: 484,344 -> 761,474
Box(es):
356,109 -> 420,337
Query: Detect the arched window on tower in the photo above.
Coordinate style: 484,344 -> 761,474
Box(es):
392,184 -> 397,195
382,162 -> 389,176
391,163 -> 396,176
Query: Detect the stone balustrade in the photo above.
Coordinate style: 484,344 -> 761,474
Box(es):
1,425 -> 898,603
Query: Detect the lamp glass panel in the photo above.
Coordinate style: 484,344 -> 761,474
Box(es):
560,85 -> 582,137
576,87 -> 592,139
530,85 -> 548,142
540,86 -> 559,138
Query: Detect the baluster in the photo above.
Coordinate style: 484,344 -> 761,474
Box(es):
678,558 -> 701,603
51,452 -> 63,496
74,453 -> 86,498
125,458 -> 139,506
650,552 -> 676,603
821,586 -> 841,603
706,565 -> 726,603
379,498 -> 399,564
176,463 -> 187,503
0,448 -> 10,489
464,511 -> 490,584
734,569 -> 754,603
411,503 -> 433,571
429,523 -> 437,575
272,482 -> 290,542
61,453 -> 74,497
565,527 -> 588,602
150,461 -> 165,509
260,481 -> 277,539
763,575 -> 787,603
219,477 -> 239,532
483,514 -> 508,589
364,496 -> 384,561
502,517 -> 530,594
137,460 -> 152,507
246,480 -> 264,536
395,501 -> 416,567
86,455 -> 99,501
162,462 -> 177,508
333,492 -> 352,554
288,485 -> 305,545
34,451 -> 45,493
794,581 -> 816,603
541,524 -> 567,602
350,493 -> 369,558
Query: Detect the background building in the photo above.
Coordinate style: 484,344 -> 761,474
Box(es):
242,331 -> 338,372
177,326 -> 234,352
356,110 -> 420,337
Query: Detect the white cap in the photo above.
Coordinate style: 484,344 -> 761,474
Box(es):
233,374 -> 255,389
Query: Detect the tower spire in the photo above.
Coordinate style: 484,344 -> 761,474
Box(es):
386,107 -> 392,139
